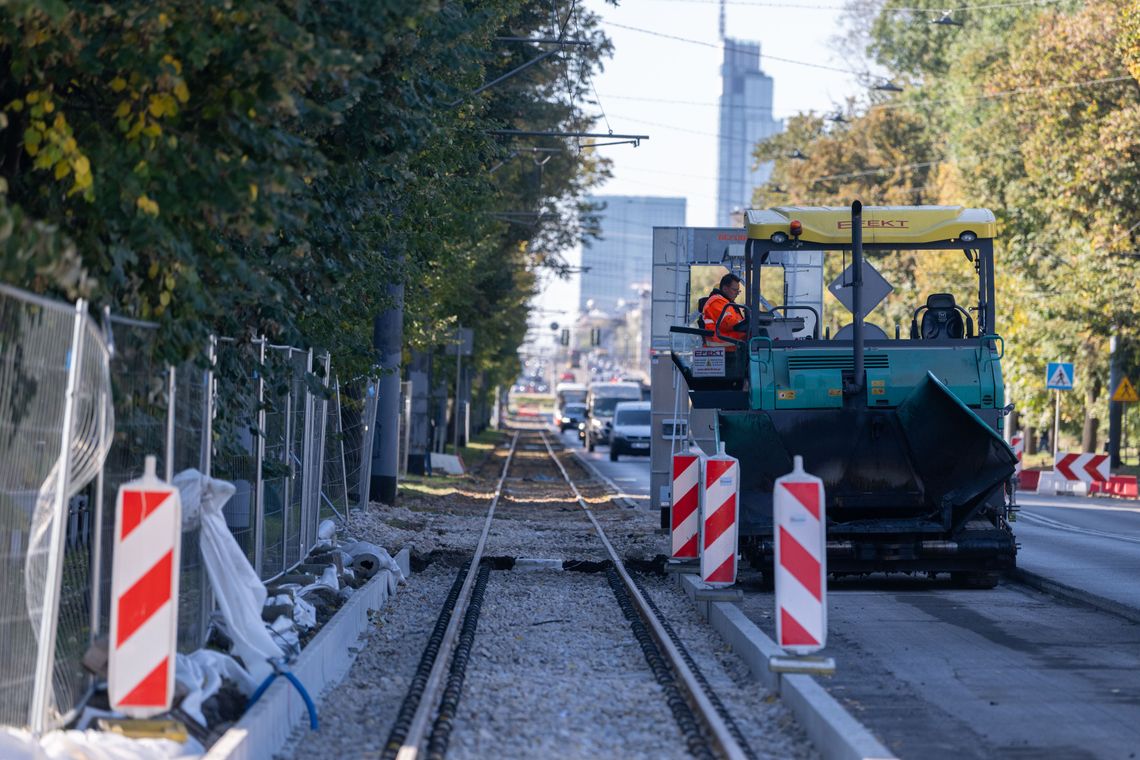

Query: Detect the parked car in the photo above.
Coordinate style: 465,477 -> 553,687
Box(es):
609,401 -> 651,461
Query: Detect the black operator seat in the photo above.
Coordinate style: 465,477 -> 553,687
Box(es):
911,293 -> 973,339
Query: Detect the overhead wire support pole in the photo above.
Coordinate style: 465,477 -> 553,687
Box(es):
494,36 -> 590,46
453,45 -> 581,105
488,129 -> 649,146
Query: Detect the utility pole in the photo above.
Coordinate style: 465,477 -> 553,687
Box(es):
407,350 -> 430,475
1108,332 -> 1123,467
454,325 -> 463,454
372,280 -> 403,505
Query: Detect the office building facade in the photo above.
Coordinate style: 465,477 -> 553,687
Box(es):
717,39 -> 782,227
579,195 -> 686,314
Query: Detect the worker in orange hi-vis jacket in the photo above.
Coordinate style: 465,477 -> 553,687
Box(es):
698,273 -> 749,347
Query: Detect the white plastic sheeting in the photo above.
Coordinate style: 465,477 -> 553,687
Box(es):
175,651 -> 256,729
173,470 -> 283,683
0,728 -> 204,760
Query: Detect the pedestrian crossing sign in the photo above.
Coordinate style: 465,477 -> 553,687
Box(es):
1112,377 -> 1139,403
1045,362 -> 1074,391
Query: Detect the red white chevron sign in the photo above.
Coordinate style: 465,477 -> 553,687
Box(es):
774,456 -> 827,655
1054,452 -> 1109,484
701,444 -> 739,587
109,457 -> 182,717
671,448 -> 704,559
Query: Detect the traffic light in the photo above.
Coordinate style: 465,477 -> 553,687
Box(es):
560,328 -> 570,346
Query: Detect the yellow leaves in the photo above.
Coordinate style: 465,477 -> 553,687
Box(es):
162,55 -> 183,75
7,99 -> 23,112
249,184 -> 259,201
17,94 -> 94,201
148,260 -> 160,279
111,77 -> 127,92
173,81 -> 189,104
136,195 -> 160,216
114,101 -> 131,119
147,93 -> 178,118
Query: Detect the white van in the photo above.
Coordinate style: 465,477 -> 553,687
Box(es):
609,401 -> 651,461
585,382 -> 642,451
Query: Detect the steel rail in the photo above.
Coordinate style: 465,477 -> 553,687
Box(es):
394,431 -> 521,760
537,431 -> 748,760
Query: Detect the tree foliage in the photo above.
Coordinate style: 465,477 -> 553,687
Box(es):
756,0 -> 1140,445
0,0 -> 611,395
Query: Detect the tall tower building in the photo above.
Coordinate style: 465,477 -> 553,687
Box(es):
578,195 -> 686,315
717,40 -> 782,226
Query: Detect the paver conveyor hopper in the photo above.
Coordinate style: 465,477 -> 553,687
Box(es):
671,202 -> 1018,586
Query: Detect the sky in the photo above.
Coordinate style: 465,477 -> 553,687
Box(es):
532,0 -> 870,338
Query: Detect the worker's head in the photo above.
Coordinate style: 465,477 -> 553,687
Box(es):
720,272 -> 743,301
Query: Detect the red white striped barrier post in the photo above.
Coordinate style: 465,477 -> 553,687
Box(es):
671,446 -> 705,559
773,455 -> 827,654
109,456 -> 182,717
701,443 -> 739,587
1011,435 -> 1023,474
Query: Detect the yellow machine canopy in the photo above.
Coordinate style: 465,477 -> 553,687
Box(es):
745,206 -> 996,245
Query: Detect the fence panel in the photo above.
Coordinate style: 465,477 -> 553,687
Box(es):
211,339 -> 262,571
320,378 -> 351,523
172,357 -> 211,651
0,285 -> 111,731
340,379 -> 379,513
2,284 -> 340,727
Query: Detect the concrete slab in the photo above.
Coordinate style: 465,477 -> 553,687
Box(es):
512,558 -> 565,572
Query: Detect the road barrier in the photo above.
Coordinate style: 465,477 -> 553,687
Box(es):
108,458 -> 180,716
774,456 -> 827,654
701,443 -> 739,587
670,447 -> 704,559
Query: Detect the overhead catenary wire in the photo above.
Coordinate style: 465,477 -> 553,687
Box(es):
640,0 -> 1064,11
604,21 -> 862,74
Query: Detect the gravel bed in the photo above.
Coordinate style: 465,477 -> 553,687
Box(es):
636,574 -> 818,760
448,569 -> 686,759
280,431 -> 817,759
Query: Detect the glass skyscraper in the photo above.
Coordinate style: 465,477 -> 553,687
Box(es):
579,195 -> 687,314
717,39 -> 782,227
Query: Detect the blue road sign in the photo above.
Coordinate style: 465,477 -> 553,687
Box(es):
1046,362 -> 1074,391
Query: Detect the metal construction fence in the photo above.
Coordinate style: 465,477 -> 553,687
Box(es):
0,283 -> 379,732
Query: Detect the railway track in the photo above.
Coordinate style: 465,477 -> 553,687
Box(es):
380,430 -> 754,760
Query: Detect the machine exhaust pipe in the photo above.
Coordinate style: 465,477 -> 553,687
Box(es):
849,200 -> 865,394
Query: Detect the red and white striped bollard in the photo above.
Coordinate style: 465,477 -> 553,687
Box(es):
701,443 -> 739,587
774,455 -> 827,654
108,456 -> 182,717
671,446 -> 705,559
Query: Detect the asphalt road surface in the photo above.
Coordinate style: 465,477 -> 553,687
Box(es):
1016,492 -> 1140,614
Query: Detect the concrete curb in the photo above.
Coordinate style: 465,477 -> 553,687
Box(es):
205,544 -> 413,760
566,446 -> 645,510
1008,567 -> 1140,625
677,573 -> 896,760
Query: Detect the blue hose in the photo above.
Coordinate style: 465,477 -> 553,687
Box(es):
245,660 -> 319,731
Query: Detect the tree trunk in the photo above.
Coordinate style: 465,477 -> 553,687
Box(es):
1081,417 -> 1099,453
1025,423 -> 1037,455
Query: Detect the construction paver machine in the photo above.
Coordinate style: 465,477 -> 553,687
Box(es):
671,202 -> 1018,587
